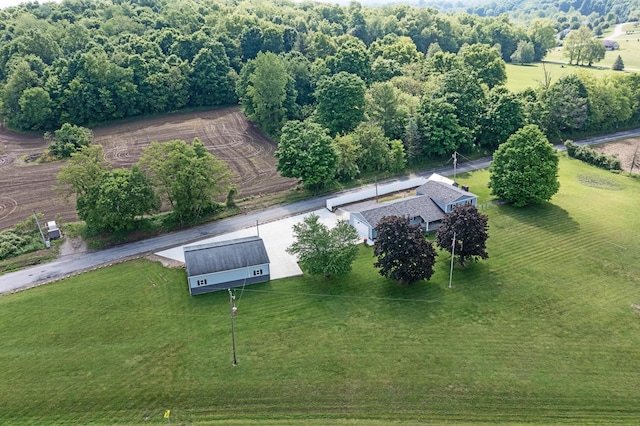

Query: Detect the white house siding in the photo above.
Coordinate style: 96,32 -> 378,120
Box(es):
189,263 -> 270,295
350,213 -> 373,240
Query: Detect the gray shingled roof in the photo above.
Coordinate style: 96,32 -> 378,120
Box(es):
183,236 -> 270,277
359,196 -> 445,229
416,180 -> 473,205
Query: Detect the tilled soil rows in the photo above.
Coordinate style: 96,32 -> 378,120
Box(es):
0,108 -> 296,230
591,138 -> 640,173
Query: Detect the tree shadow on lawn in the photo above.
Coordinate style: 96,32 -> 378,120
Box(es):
497,201 -> 580,235
375,275 -> 448,316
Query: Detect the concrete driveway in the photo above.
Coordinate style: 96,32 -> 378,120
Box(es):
155,208 -> 349,280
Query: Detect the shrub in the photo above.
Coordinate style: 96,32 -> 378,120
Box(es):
0,215 -> 46,260
564,140 -> 622,171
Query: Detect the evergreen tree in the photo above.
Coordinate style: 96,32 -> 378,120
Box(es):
612,55 -> 625,71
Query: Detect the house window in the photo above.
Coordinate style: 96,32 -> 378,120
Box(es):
196,278 -> 207,286
253,269 -> 263,276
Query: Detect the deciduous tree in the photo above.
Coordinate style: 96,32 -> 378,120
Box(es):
563,26 -> 594,65
374,215 -> 437,285
287,214 -> 359,278
351,122 -> 392,173
83,166 -> 160,232
241,52 -> 289,137
479,86 -> 526,150
48,123 -> 94,158
436,204 -> 489,266
315,71 -> 366,136
275,119 -> 338,189
510,40 -> 535,65
528,19 -> 557,61
489,125 -> 559,207
56,144 -> 111,201
18,87 -> 53,130
190,44 -> 235,107
138,138 -> 231,221
545,74 -> 590,135
332,133 -> 360,181
458,43 -> 506,89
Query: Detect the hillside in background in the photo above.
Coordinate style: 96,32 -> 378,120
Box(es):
360,0 -> 640,24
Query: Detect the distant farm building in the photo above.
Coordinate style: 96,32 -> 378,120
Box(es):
603,39 -> 619,50
347,174 -> 478,240
183,236 -> 270,295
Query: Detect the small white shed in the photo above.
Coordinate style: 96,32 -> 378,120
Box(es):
47,221 -> 61,240
183,236 -> 270,296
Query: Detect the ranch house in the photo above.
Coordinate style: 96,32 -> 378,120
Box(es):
348,175 -> 477,241
183,236 -> 270,295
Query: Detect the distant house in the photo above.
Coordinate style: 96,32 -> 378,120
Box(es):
348,174 -> 477,240
603,39 -> 619,50
183,236 -> 270,295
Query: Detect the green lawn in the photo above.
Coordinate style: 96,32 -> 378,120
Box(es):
1,157 -> 640,424
506,34 -> 640,92
544,38 -> 640,70
505,60 -> 620,92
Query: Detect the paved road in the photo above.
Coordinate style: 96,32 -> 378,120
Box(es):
2,128 -> 639,294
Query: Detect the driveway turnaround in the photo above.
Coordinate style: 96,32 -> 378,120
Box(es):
156,208 -> 348,280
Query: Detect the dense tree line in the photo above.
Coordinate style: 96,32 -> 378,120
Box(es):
0,0 -> 562,132
3,0 -> 640,199
460,0 -> 639,31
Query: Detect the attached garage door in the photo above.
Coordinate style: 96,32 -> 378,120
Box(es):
351,218 -> 371,240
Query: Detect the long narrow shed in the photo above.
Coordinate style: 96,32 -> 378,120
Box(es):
183,236 -> 270,295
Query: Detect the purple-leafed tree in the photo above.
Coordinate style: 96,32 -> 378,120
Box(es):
374,215 -> 437,285
436,204 -> 489,266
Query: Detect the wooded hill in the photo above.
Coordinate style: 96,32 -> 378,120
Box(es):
434,0 -> 640,23
1,0 -> 639,176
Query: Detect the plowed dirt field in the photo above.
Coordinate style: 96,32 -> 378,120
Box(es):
0,108 -> 296,230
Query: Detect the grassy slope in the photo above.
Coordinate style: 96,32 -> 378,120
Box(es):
1,157 -> 639,425
506,31 -> 640,93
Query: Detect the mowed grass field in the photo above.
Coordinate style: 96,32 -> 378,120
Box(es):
507,25 -> 640,92
1,156 -> 639,425
506,60 -> 620,92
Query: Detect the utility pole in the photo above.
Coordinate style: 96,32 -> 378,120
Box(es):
630,144 -> 639,174
33,210 -> 47,247
452,151 -> 458,182
448,232 -> 456,289
375,176 -> 379,202
256,219 -> 260,237
228,289 -> 238,366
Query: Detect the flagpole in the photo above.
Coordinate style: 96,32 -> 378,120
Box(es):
448,232 -> 456,289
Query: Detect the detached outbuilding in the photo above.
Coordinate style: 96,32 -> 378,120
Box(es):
183,236 -> 270,296
46,221 -> 61,240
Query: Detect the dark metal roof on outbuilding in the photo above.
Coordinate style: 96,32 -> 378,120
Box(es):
183,236 -> 270,277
